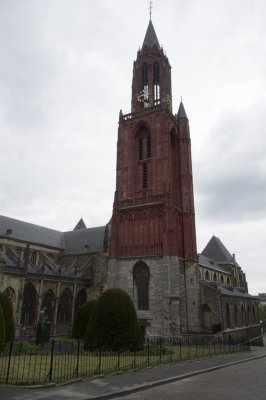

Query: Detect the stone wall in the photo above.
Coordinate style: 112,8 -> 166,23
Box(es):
108,255 -> 200,336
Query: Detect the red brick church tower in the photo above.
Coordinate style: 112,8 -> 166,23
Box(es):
108,19 -> 200,336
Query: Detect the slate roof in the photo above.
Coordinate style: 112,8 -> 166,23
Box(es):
63,226 -> 107,255
0,215 -> 107,255
0,215 -> 64,249
142,20 -> 160,49
177,101 -> 187,118
199,254 -> 230,275
202,281 -> 255,299
201,235 -> 234,263
74,218 -> 87,230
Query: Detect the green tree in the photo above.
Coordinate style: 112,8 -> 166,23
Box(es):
72,299 -> 97,339
84,288 -> 144,350
258,304 -> 266,322
0,292 -> 15,342
0,304 -> 6,350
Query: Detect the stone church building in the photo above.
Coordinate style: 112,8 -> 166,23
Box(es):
0,20 -> 261,343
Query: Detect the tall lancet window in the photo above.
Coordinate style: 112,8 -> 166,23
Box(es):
135,127 -> 152,191
153,62 -> 160,105
140,63 -> 149,107
133,262 -> 150,310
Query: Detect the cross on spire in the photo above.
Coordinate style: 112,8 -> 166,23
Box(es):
149,1 -> 153,20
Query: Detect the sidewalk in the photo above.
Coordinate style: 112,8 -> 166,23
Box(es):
0,342 -> 265,400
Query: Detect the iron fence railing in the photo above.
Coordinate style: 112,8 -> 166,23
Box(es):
0,337 -> 250,386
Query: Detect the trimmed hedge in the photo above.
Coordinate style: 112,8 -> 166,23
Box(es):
0,292 -> 15,342
0,304 -> 6,350
84,288 -> 144,350
72,299 -> 97,339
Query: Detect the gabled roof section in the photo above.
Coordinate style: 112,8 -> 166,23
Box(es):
142,20 -> 160,49
0,215 -> 64,249
177,101 -> 187,118
198,254 -> 231,275
201,236 -> 234,263
63,226 -> 107,255
74,218 -> 87,230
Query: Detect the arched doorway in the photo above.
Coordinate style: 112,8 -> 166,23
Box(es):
202,303 -> 212,330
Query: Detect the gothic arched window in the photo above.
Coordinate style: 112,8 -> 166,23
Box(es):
74,288 -> 87,317
234,304 -> 238,327
21,282 -> 38,326
153,62 -> 160,105
133,262 -> 150,310
241,304 -> 245,325
4,287 -> 16,313
57,288 -> 72,324
246,305 -> 250,325
226,303 -> 231,329
135,126 -> 152,191
42,289 -> 56,323
142,63 -> 148,86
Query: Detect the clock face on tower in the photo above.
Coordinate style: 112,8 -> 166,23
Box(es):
137,88 -> 149,103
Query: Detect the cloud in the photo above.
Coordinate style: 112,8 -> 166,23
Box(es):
194,102 -> 266,223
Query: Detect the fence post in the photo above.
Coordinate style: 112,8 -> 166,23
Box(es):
48,338 -> 55,383
98,348 -> 102,375
5,342 -> 13,384
117,349 -> 120,371
133,349 -> 136,370
159,338 -> 162,364
147,339 -> 150,366
75,340 -> 80,378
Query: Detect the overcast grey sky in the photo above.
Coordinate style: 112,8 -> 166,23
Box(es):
0,0 -> 265,295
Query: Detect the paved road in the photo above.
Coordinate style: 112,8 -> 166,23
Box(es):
0,341 -> 265,400
112,357 -> 266,400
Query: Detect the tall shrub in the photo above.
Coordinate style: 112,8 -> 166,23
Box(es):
84,288 -> 144,350
0,292 -> 15,342
72,299 -> 97,339
0,304 -> 6,350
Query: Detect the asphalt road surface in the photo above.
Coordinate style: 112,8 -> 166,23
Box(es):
112,357 -> 266,400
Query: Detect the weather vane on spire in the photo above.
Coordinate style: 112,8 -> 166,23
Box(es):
149,1 -> 153,20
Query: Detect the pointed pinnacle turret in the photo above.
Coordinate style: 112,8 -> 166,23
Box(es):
142,20 -> 160,49
177,100 -> 187,118
74,218 -> 87,230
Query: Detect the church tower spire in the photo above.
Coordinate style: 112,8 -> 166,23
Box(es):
142,20 -> 160,49
109,18 -> 199,337
131,21 -> 172,113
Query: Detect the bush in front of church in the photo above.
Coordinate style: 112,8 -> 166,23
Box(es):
72,299 -> 97,339
84,288 -> 144,350
0,303 -> 6,350
0,292 -> 15,342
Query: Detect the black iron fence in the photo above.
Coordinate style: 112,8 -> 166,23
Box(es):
0,337 -> 250,386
